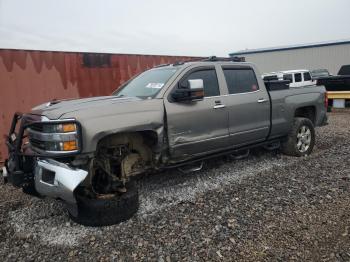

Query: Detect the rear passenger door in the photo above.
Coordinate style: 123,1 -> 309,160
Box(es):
220,66 -> 270,146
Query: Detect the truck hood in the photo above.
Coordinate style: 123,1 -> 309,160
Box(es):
31,95 -> 165,153
31,96 -> 152,119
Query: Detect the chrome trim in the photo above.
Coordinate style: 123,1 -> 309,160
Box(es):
41,116 -> 76,122
2,166 -> 8,178
221,90 -> 261,96
213,104 -> 226,109
204,95 -> 221,99
28,128 -> 78,142
34,159 -> 88,215
32,147 -> 79,155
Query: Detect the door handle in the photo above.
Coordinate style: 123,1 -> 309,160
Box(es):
213,104 -> 225,109
257,98 -> 267,103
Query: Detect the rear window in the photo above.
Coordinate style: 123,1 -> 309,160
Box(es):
294,73 -> 302,82
310,69 -> 330,78
223,68 -> 259,94
303,72 -> 311,81
338,65 -> 350,75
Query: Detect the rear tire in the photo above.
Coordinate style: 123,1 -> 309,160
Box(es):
68,181 -> 139,227
281,117 -> 315,157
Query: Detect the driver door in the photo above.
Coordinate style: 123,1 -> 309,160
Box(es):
164,66 -> 229,159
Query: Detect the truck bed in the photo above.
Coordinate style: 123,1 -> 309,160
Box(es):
317,75 -> 350,91
268,84 -> 327,139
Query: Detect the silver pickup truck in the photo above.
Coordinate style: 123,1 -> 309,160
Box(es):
3,57 -> 328,226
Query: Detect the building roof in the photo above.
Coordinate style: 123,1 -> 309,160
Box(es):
229,39 -> 350,56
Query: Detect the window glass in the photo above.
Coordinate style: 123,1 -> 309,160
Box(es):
338,65 -> 350,75
283,74 -> 293,83
184,69 -> 220,97
294,73 -> 302,82
310,69 -> 330,78
113,67 -> 179,98
223,69 -> 259,94
303,72 -> 311,81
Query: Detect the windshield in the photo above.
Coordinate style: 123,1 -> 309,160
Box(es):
113,67 -> 179,98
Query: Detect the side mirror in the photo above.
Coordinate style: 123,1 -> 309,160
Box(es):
172,79 -> 204,102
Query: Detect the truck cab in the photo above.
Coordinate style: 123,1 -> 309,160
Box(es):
263,69 -> 315,88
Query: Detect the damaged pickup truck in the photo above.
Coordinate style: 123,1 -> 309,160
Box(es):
2,57 -> 328,226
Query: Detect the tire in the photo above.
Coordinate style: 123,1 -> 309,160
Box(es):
281,117 -> 315,157
68,181 -> 139,227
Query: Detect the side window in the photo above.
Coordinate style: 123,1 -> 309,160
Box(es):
283,74 -> 293,83
294,73 -> 302,82
185,69 -> 220,97
303,72 -> 311,81
223,68 -> 259,94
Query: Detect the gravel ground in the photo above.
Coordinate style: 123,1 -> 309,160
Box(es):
0,111 -> 350,261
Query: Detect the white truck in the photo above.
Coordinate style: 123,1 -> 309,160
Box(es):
262,70 -> 315,88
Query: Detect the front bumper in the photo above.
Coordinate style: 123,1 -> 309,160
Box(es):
34,159 -> 88,204
3,158 -> 88,216
3,113 -> 89,215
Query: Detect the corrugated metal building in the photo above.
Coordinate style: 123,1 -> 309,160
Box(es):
0,49 -> 197,164
229,39 -> 350,75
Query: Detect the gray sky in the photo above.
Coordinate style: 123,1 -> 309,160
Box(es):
0,0 -> 349,56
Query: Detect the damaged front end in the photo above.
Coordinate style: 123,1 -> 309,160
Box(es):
3,113 -> 88,215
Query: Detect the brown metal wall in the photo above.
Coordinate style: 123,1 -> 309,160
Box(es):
0,49 -> 196,163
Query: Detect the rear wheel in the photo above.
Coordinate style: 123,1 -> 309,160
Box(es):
281,117 -> 315,157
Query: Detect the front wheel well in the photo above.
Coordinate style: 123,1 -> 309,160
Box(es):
97,130 -> 158,150
88,131 -> 158,194
96,130 -> 158,163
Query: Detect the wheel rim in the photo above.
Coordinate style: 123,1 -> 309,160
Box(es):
296,125 -> 312,153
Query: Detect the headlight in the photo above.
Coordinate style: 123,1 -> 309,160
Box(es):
42,140 -> 78,152
42,123 -> 77,133
28,121 -> 81,153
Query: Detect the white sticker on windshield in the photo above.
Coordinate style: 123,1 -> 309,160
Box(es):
146,83 -> 164,89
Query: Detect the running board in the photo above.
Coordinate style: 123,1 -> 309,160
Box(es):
263,141 -> 281,151
178,161 -> 204,174
230,149 -> 250,160
165,138 -> 283,170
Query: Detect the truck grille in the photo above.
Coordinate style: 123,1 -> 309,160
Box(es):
29,123 -> 44,132
28,137 -> 46,151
